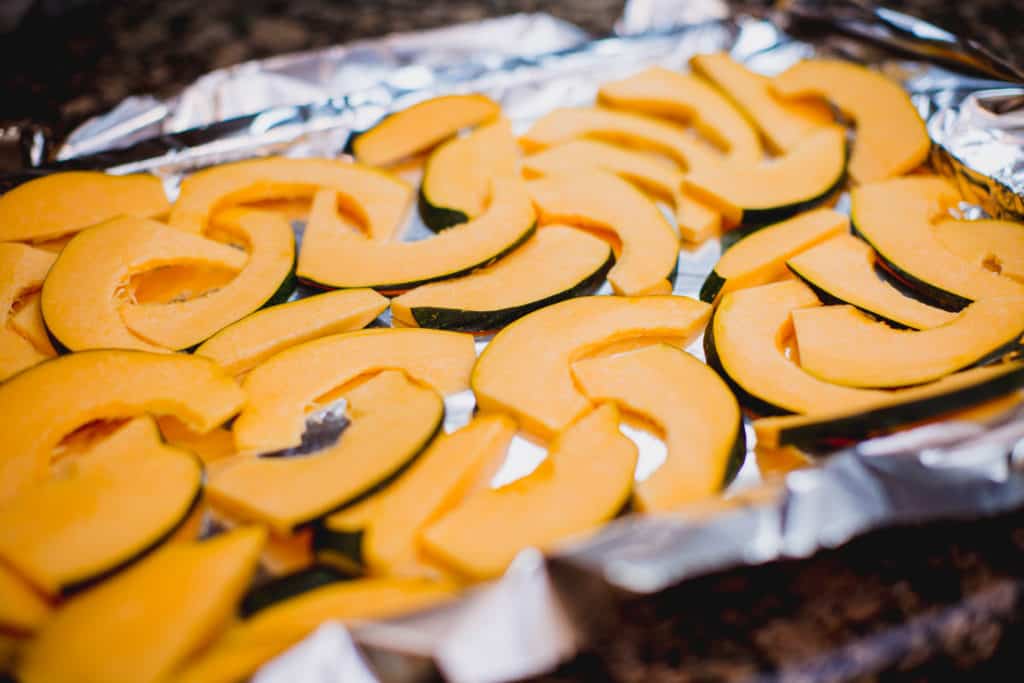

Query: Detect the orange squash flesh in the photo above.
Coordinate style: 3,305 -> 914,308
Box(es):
0,244 -> 58,379
0,243 -> 56,315
10,293 -> 55,356
0,562 -> 51,635
934,218 -> 1024,284
157,416 -> 236,464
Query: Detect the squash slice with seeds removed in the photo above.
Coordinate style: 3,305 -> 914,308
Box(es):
0,171 -> 169,243
792,297 -> 1024,388
572,344 -> 743,511
391,225 -> 613,332
934,218 -> 1024,284
0,243 -> 56,380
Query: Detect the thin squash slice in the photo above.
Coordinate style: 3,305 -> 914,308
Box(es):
572,344 -> 743,511
41,216 -> 247,353
352,94 -> 500,167
16,527 -> 265,683
791,297 -> 1024,388
234,327 -> 474,453
689,52 -> 833,153
0,349 -> 244,501
522,139 -> 723,243
772,60 -> 929,183
419,117 -> 520,231
211,371 -> 443,534
472,294 -> 710,439
175,578 -> 456,683
704,280 -> 891,415
195,288 -> 388,376
0,417 -> 202,596
169,156 -> 412,242
787,234 -> 956,329
699,208 -> 849,303
0,171 -> 169,243
527,170 -> 678,295
391,225 -> 613,331
934,218 -> 1024,284
851,176 -> 1024,308
0,562 -> 50,635
598,66 -> 762,162
682,125 -> 847,226
298,178 -> 536,291
755,362 -> 1024,450
422,404 -> 636,580
316,414 -> 517,576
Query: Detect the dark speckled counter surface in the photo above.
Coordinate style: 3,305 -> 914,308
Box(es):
5,1 -> 1024,681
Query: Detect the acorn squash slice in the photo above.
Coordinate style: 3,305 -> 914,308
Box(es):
41,216 -> 247,353
704,280 -> 891,415
422,403 -> 636,580
598,66 -> 762,162
0,349 -> 244,501
391,226 -> 613,332
699,208 -> 849,303
791,297 -> 1024,388
772,60 -> 929,183
210,371 -> 444,534
195,288 -> 388,376
351,94 -> 500,167
0,171 -> 169,243
526,170 -> 678,295
682,125 -> 847,226
175,578 -> 456,683
851,176 -> 1024,308
522,139 -> 724,243
472,294 -> 710,439
934,218 -> 1024,284
572,344 -> 743,511
0,563 -> 51,635
689,52 -> 833,154
755,362 -> 1024,450
0,417 -> 202,597
419,117 -> 520,231
787,234 -> 956,330
298,178 -> 536,291
16,527 -> 265,683
169,156 -> 412,242
119,209 -> 296,350
234,327 -> 474,453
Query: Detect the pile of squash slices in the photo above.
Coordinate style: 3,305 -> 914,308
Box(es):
2,52 -> 1024,683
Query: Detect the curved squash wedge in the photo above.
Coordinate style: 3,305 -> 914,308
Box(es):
472,295 -> 710,439
352,94 -> 500,167
0,171 -> 169,243
169,157 -> 412,242
0,563 -> 51,635
0,349 -> 244,501
419,117 -> 520,231
682,125 -> 847,226
792,297 -> 1024,388
755,362 -> 1024,450
704,280 -> 890,415
851,176 -> 1024,308
210,371 -> 443,534
391,225 -> 613,331
0,417 -> 202,596
298,178 -> 536,291
120,210 -> 296,350
41,216 -> 247,353
423,404 -> 636,580
772,60 -> 929,183
175,578 -> 456,683
572,344 -> 743,511
195,288 -> 388,376
16,527 -> 265,683
598,66 -> 762,162
689,53 -> 833,154
934,218 -> 1024,284
235,328 -> 474,453
700,208 -> 849,303
527,170 -> 678,295
787,234 -> 956,330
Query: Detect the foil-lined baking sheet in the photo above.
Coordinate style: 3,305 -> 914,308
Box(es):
21,2 -> 1024,682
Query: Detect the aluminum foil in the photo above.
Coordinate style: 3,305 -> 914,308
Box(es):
21,3 -> 1024,682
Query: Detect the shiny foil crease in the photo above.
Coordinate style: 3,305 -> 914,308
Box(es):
33,3 -> 1024,682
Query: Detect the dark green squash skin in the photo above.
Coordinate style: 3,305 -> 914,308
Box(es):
239,565 -> 354,618
736,167 -> 846,228
407,251 -> 615,332
702,317 -> 794,418
417,185 -> 470,233
312,525 -> 367,575
699,270 -> 728,304
721,418 -> 748,488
